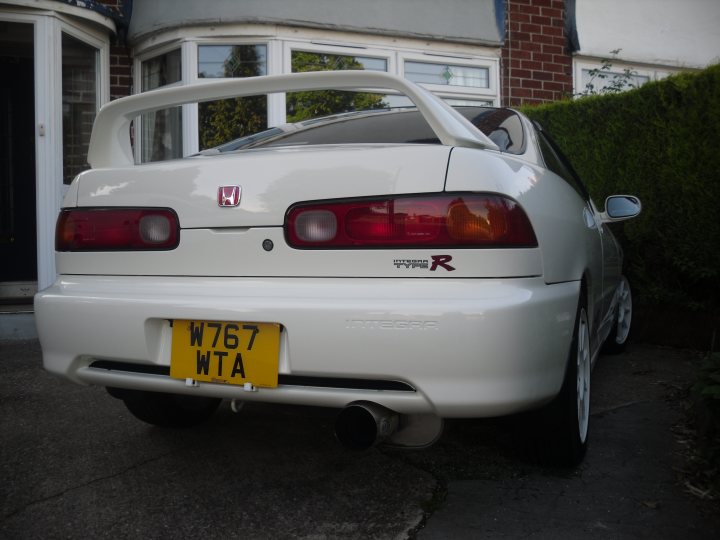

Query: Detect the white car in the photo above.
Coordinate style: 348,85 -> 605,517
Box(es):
35,71 -> 640,466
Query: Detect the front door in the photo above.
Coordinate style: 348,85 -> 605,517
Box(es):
0,21 -> 36,301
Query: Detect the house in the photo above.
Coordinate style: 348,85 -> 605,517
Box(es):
1,0 -> 718,321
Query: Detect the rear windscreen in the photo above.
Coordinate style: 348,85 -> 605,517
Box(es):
209,107 -> 525,154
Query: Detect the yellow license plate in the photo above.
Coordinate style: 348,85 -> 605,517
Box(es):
170,320 -> 280,388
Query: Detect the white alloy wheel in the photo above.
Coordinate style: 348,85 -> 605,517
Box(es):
576,307 -> 591,444
523,297 -> 590,466
614,276 -> 632,345
602,276 -> 633,354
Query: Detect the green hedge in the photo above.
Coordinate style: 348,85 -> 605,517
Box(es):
522,65 -> 720,324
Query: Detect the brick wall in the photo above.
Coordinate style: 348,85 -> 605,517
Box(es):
502,0 -> 573,106
98,0 -> 132,100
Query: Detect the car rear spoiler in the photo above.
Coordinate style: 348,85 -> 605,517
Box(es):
87,70 -> 500,168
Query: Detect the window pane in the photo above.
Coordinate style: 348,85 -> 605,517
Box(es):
62,33 -> 98,184
581,68 -> 650,93
141,109 -> 183,163
140,50 -> 182,162
198,45 -> 267,78
199,97 -> 267,150
405,61 -> 489,88
197,45 -> 268,150
291,51 -> 387,73
287,51 -> 389,122
141,49 -> 181,91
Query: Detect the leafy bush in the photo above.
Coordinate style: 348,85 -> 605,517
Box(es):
522,65 -> 720,315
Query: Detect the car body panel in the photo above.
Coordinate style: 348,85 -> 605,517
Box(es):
36,275 -> 579,417
74,145 -> 453,229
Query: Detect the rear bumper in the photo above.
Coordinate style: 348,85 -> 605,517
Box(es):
35,276 -> 579,418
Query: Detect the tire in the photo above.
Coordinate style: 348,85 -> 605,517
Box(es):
119,389 -> 222,428
523,297 -> 591,467
602,275 -> 632,355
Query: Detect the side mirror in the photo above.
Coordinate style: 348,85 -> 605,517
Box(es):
601,195 -> 642,222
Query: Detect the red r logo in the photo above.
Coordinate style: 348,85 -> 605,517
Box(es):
430,255 -> 455,272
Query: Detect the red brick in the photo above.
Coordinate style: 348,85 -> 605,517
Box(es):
516,4 -> 541,16
521,78 -> 543,89
533,89 -> 555,100
521,23 -> 542,34
519,40 -> 540,52
541,7 -> 562,19
512,87 -> 534,98
511,69 -> 532,79
531,15 -> 552,26
544,62 -> 569,73
526,0 -> 553,7
543,81 -> 567,92
542,44 -> 564,56
112,65 -> 131,76
533,70 -> 554,81
520,60 -> 543,71
532,52 -> 554,63
533,34 -> 555,45
511,49 -> 533,60
543,25 -> 564,37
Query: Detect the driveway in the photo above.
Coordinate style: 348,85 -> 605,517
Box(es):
1,340 -> 718,539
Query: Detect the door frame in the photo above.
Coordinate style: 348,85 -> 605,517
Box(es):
0,6 -> 112,292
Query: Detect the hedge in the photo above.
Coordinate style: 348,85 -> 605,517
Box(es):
521,65 -> 720,345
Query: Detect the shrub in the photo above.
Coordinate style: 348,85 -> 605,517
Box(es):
522,65 -> 720,316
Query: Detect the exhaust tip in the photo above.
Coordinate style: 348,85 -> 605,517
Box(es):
335,402 -> 399,450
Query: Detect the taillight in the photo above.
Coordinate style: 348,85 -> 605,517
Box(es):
285,194 -> 537,248
56,208 -> 179,251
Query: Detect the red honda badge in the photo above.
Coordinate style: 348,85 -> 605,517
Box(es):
218,185 -> 241,207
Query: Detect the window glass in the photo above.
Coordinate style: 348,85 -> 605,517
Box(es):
198,45 -> 267,78
536,129 -> 588,200
287,50 -> 389,122
61,33 -> 98,184
204,107 -> 523,154
405,61 -> 489,89
141,49 -> 182,162
197,45 -> 268,150
292,51 -> 387,72
580,68 -> 650,94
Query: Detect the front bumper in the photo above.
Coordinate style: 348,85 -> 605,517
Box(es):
35,276 -> 579,418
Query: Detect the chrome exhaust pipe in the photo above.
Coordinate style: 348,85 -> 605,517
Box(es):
335,401 -> 400,450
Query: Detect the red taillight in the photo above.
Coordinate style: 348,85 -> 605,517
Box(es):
56,208 -> 179,251
285,194 -> 537,248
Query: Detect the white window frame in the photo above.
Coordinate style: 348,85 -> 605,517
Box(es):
283,40 -> 395,74
0,9 -> 109,289
280,40 -> 395,126
133,42 -> 184,163
399,51 -> 499,105
573,58 -> 678,96
131,28 -> 502,155
189,39 -> 273,153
